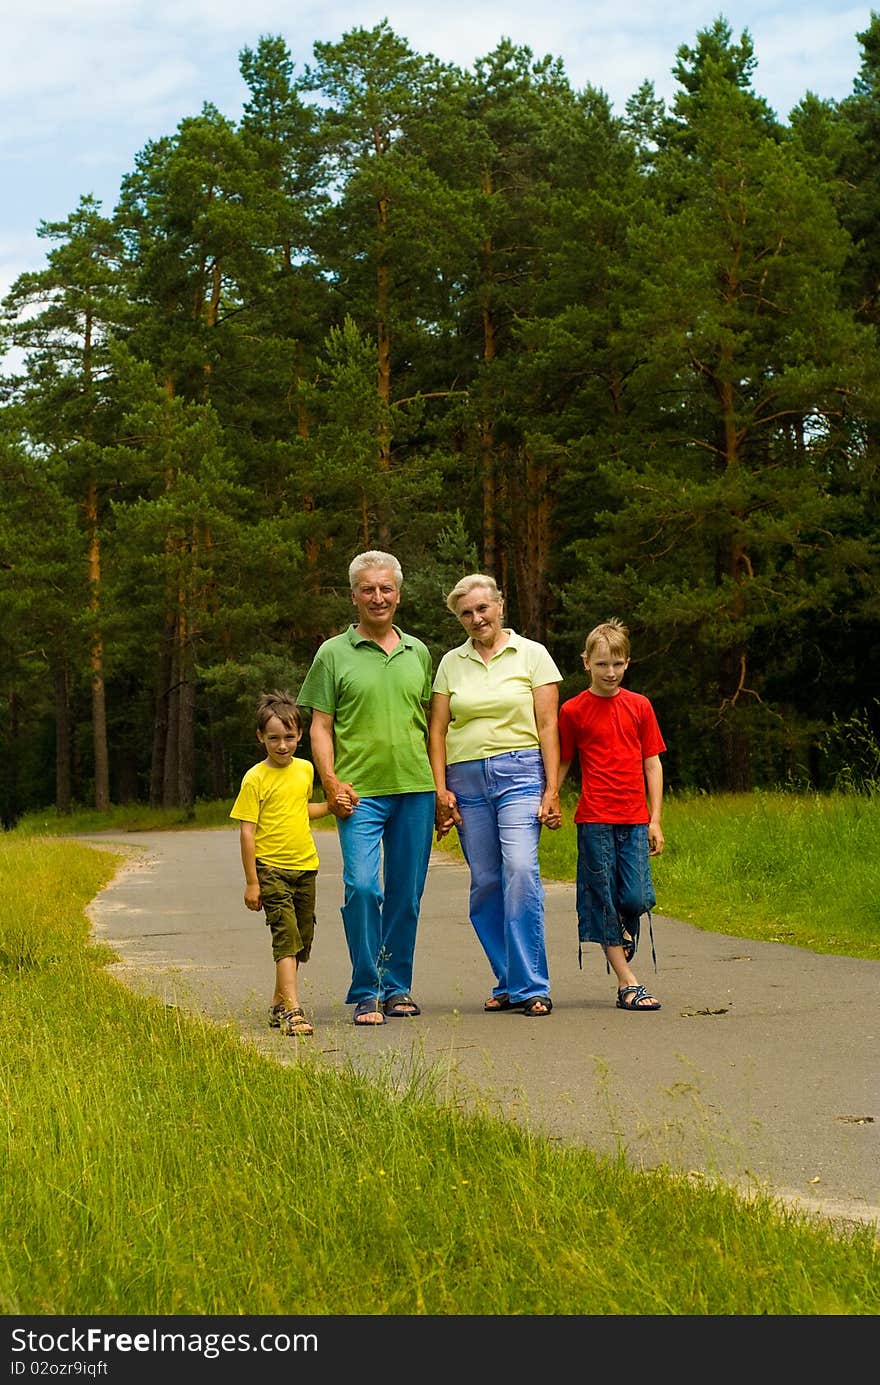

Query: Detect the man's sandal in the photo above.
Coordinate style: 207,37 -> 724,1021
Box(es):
616,985 -> 661,1012
383,992 -> 421,1017
353,999 -> 385,1025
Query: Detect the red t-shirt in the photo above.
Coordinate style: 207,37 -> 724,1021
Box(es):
558,686 -> 666,824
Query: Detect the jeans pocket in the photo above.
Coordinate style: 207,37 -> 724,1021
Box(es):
490,750 -> 544,795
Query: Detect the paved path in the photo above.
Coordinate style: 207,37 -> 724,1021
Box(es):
82,827 -> 879,1232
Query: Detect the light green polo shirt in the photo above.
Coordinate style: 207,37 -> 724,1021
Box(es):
432,631 -> 563,765
297,625 -> 435,796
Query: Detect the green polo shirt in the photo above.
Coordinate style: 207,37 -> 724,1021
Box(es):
432,630 -> 562,765
297,625 -> 435,796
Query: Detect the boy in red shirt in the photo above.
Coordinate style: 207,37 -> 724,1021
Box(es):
558,619 -> 664,1011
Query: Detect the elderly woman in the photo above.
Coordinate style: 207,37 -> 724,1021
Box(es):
429,574 -> 562,1016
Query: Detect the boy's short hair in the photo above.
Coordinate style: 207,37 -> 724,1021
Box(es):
582,618 -> 630,662
349,550 -> 403,591
256,690 -> 302,734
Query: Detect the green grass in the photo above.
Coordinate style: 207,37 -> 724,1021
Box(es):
1,796 -> 879,1315
12,798 -> 241,835
480,787 -> 878,962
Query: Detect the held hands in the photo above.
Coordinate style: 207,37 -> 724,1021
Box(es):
435,789 -> 462,841
327,779 -> 359,818
538,788 -> 562,831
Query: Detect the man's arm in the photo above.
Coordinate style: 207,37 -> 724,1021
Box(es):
307,709 -> 358,818
428,692 -> 461,836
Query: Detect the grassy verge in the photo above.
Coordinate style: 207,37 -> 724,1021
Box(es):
0,824 -> 878,1315
463,787 -> 877,962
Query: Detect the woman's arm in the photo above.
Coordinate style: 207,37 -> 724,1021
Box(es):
532,682 -> 562,829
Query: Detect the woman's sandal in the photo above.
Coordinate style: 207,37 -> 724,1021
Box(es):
484,993 -> 514,1011
616,985 -> 661,1012
521,996 -> 553,1017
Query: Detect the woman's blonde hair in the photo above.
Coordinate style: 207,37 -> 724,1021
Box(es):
445,573 -> 502,614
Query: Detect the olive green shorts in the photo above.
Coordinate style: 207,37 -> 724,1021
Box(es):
255,861 -> 317,964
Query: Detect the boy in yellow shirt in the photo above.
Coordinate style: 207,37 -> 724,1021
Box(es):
230,690 -> 342,1036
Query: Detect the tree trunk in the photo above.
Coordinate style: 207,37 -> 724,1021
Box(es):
479,185 -> 498,574
2,688 -> 20,828
209,723 -> 227,800
511,445 -> 551,641
163,623 -> 181,808
177,606 -> 196,819
376,196 -> 392,547
86,476 -> 110,811
53,660 -> 72,815
149,614 -> 175,808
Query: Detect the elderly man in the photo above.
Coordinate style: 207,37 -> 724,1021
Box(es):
297,551 -> 436,1025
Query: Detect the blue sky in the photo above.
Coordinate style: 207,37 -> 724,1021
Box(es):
1,2 -> 873,306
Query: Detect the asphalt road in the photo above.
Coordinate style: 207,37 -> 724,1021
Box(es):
81,826 -> 879,1233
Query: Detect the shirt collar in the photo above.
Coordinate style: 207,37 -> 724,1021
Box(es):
455,628 -> 521,661
347,623 -> 409,648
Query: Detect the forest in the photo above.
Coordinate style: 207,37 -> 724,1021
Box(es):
1,15 -> 879,824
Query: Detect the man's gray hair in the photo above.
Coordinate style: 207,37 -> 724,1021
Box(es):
349,550 -> 403,591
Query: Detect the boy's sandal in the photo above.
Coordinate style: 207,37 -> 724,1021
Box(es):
353,999 -> 385,1026
616,985 -> 661,1012
280,1006 -> 314,1036
521,996 -> 553,1017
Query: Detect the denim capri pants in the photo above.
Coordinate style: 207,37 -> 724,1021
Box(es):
575,822 -> 656,948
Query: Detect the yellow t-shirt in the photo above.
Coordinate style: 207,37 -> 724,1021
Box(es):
229,758 -> 319,870
432,631 -> 562,765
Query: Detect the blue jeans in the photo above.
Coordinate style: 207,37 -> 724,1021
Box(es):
336,792 -> 435,1006
446,749 -> 550,1005
575,822 -> 655,949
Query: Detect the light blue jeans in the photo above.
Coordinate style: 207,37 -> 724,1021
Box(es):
446,749 -> 550,1005
336,792 -> 435,1006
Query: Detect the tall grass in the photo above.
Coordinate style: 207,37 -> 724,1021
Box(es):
647,790 -> 880,959
1,826 -> 878,1316
535,789 -> 880,960
11,799 -> 237,836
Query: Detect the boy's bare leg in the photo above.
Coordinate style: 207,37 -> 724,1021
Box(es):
271,955 -> 313,1034
272,954 -> 300,1010
604,944 -> 659,1007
